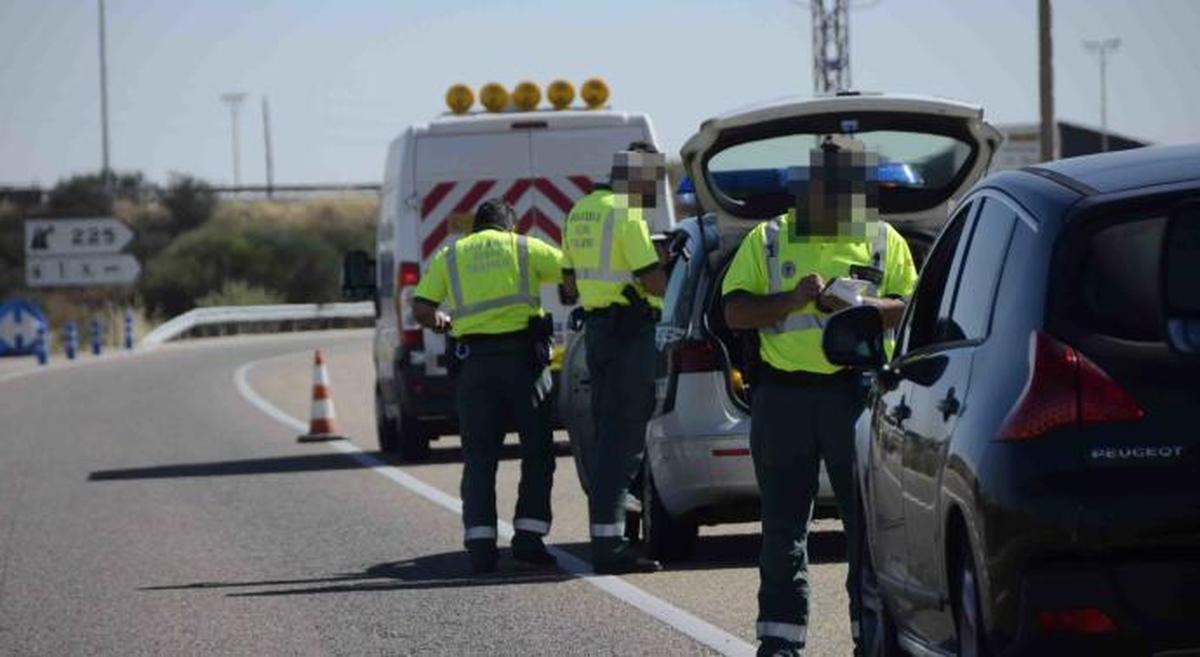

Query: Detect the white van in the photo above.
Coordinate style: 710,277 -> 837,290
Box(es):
345,98 -> 674,460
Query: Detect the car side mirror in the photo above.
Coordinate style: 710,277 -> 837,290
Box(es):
342,250 -> 377,303
1162,202 -> 1200,356
822,305 -> 886,370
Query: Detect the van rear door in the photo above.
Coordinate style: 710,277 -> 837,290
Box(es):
413,130 -> 534,375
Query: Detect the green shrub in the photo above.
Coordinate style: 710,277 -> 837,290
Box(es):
140,198 -> 375,318
161,174 -> 217,234
197,280 -> 284,307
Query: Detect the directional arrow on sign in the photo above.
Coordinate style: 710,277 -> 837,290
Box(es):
26,254 -> 141,287
0,303 -> 44,354
25,217 -> 135,256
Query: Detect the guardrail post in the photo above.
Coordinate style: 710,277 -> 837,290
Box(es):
90,318 -> 103,356
64,322 -> 78,360
36,324 -> 48,365
123,308 -> 134,350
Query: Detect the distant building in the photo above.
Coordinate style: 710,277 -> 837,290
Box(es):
993,120 -> 1150,171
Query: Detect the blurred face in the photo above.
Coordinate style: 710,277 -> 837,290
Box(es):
786,146 -> 880,240
611,151 -> 666,207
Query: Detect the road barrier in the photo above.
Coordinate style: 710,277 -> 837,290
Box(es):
140,302 -> 375,348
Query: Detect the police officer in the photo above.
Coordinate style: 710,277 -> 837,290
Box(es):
412,198 -> 562,574
561,143 -> 667,574
722,140 -> 918,656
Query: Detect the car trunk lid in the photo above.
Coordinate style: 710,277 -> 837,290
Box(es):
679,93 -> 1002,253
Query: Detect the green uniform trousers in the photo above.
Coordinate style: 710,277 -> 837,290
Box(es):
455,340 -> 556,549
584,314 -> 656,564
751,371 -> 865,656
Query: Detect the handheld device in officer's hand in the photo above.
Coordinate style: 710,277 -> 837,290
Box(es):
824,277 -> 872,308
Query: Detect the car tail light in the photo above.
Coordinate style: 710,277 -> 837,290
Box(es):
672,339 -> 718,373
999,331 -> 1143,440
397,262 -> 423,350
1038,608 -> 1118,634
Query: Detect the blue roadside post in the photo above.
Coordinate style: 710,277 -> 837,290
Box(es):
36,324 -> 48,365
64,322 -> 78,360
124,309 -> 134,350
90,318 -> 103,356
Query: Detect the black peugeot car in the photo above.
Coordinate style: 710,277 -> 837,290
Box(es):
822,144 -> 1200,656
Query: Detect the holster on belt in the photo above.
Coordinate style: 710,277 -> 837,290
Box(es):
445,335 -> 462,379
614,285 -> 659,338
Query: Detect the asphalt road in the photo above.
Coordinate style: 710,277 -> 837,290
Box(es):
0,330 -> 855,656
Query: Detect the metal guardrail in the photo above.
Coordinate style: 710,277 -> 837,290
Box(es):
140,302 -> 375,348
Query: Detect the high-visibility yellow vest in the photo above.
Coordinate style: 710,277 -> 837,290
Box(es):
562,189 -> 661,309
722,211 -> 917,373
414,229 -> 561,338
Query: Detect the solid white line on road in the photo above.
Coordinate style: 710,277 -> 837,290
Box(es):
233,353 -> 756,657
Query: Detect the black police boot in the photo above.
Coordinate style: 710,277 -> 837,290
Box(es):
466,542 -> 499,574
511,531 -> 556,566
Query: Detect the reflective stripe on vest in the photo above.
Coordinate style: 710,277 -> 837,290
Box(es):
444,235 -> 538,319
761,218 -> 889,336
574,210 -> 634,284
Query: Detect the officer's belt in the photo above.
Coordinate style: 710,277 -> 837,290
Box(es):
584,304 -> 662,322
758,363 -> 856,387
454,329 -> 530,357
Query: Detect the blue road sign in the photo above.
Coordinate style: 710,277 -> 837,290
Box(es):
0,300 -> 49,357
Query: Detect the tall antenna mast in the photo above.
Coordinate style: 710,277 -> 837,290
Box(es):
811,0 -> 851,94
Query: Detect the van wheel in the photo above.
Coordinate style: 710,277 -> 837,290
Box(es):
954,540 -> 990,657
375,386 -> 400,453
396,409 -> 431,462
642,463 -> 697,562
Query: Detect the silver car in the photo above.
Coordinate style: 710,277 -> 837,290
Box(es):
561,93 -> 1001,561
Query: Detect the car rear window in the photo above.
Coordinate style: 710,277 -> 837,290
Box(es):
1073,216 -> 1165,342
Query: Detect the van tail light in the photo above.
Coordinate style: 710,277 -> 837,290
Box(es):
999,331 -> 1143,441
672,339 -> 718,373
397,262 -> 423,350
1038,608 -> 1118,634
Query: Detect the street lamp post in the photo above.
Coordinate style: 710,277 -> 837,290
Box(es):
1084,38 -> 1121,152
98,0 -> 112,195
220,92 -> 248,186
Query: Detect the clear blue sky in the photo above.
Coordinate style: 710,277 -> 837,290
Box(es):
1,0 -> 1197,186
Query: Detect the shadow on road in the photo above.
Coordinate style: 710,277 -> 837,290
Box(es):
543,528 -> 846,573
142,551 -> 571,598
378,439 -> 573,467
88,441 -> 571,481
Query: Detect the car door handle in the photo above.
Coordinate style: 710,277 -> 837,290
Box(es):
888,396 -> 911,424
937,387 -> 960,420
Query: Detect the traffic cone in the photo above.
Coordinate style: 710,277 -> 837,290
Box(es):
298,350 -> 346,442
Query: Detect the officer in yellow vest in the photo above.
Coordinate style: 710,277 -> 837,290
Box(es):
722,140 -> 918,656
561,143 -> 667,574
412,198 -> 562,573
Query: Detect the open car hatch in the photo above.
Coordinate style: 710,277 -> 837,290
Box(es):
680,93 -> 1002,251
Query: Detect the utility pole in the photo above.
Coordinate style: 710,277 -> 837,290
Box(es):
1084,37 -> 1121,152
220,92 -> 247,186
262,96 -> 275,198
810,0 -> 851,94
98,0 -> 112,195
1038,0 -> 1055,163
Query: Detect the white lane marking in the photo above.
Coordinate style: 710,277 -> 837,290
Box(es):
233,353 -> 755,657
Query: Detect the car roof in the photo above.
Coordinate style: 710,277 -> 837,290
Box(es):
1027,143 -> 1200,195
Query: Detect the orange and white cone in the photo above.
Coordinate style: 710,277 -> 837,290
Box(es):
298,350 -> 346,442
